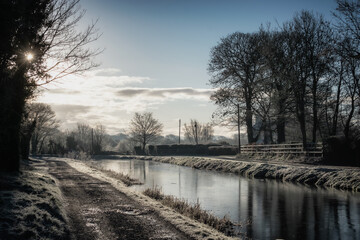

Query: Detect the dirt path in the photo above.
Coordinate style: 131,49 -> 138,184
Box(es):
46,159 -> 190,240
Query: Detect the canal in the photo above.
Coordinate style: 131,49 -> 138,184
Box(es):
97,158 -> 360,240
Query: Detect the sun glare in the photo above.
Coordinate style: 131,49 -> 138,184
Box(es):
25,52 -> 34,61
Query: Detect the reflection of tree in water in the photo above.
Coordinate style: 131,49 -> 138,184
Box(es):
237,179 -> 360,240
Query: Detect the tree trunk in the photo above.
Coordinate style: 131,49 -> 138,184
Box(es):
20,133 -> 32,160
312,90 -> 318,143
31,134 -> 39,155
344,96 -> 355,141
331,65 -> 343,136
0,124 -> 21,171
142,137 -> 146,155
237,104 -> 241,154
276,115 -> 286,143
297,98 -> 307,149
245,109 -> 254,143
0,69 -> 27,171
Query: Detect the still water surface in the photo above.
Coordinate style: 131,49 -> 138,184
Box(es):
97,159 -> 360,240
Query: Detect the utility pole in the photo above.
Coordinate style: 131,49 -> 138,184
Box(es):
237,104 -> 241,154
179,119 -> 181,144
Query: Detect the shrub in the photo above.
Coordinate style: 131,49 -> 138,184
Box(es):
323,136 -> 360,166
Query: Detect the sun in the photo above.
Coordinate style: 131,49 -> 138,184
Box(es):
25,52 -> 34,61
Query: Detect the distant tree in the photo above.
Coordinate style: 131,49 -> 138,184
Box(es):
129,112 -> 163,152
183,119 -> 214,144
0,0 -> 100,171
29,103 -> 59,155
158,134 -> 179,145
66,132 -> 78,152
93,124 -> 106,154
20,103 -> 59,159
76,123 -> 92,153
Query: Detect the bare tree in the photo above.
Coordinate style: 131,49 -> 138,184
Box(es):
258,29 -> 294,143
183,120 -> 214,144
333,0 -> 360,140
20,103 -> 59,159
93,124 -> 106,154
208,32 -> 263,143
201,123 -> 214,143
29,103 -> 59,155
129,112 -> 163,152
76,123 -> 92,153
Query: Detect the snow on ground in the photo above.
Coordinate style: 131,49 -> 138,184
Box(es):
0,159 -> 70,240
151,156 -> 360,192
61,157 -> 238,240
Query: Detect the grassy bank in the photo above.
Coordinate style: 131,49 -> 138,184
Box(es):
0,159 -> 70,239
151,156 -> 360,192
143,187 -> 234,236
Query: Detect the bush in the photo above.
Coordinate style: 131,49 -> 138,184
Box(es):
134,146 -> 145,155
323,136 -> 360,166
209,146 -> 237,155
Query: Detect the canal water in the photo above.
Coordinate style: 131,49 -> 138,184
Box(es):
97,158 -> 360,240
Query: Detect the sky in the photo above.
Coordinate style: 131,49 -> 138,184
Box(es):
36,0 -> 338,137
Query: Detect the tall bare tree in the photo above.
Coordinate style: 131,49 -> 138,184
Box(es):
208,32 -> 263,143
280,11 -> 331,147
334,0 -> 360,140
129,112 -> 163,152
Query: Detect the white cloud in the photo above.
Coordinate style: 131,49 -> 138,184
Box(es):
35,68 -> 234,135
116,87 -> 214,100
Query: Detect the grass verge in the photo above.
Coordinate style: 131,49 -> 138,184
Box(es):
143,186 -> 235,236
0,159 -> 70,239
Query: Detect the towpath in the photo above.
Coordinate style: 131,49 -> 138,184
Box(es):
46,159 -> 189,240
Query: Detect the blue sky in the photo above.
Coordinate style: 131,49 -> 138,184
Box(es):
38,0 -> 338,137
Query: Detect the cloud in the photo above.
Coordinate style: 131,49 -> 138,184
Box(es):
116,87 -> 214,100
36,69 -> 224,135
46,88 -> 81,95
94,68 -> 122,77
51,104 -> 92,118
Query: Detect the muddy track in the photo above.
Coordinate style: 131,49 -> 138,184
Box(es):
46,160 -> 190,240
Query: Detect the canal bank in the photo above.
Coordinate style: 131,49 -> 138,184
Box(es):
123,155 -> 360,192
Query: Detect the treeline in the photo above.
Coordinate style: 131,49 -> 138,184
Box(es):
21,103 -> 109,157
22,106 -> 239,157
209,3 -> 360,151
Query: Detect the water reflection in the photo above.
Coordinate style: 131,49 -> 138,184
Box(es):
98,159 -> 360,240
